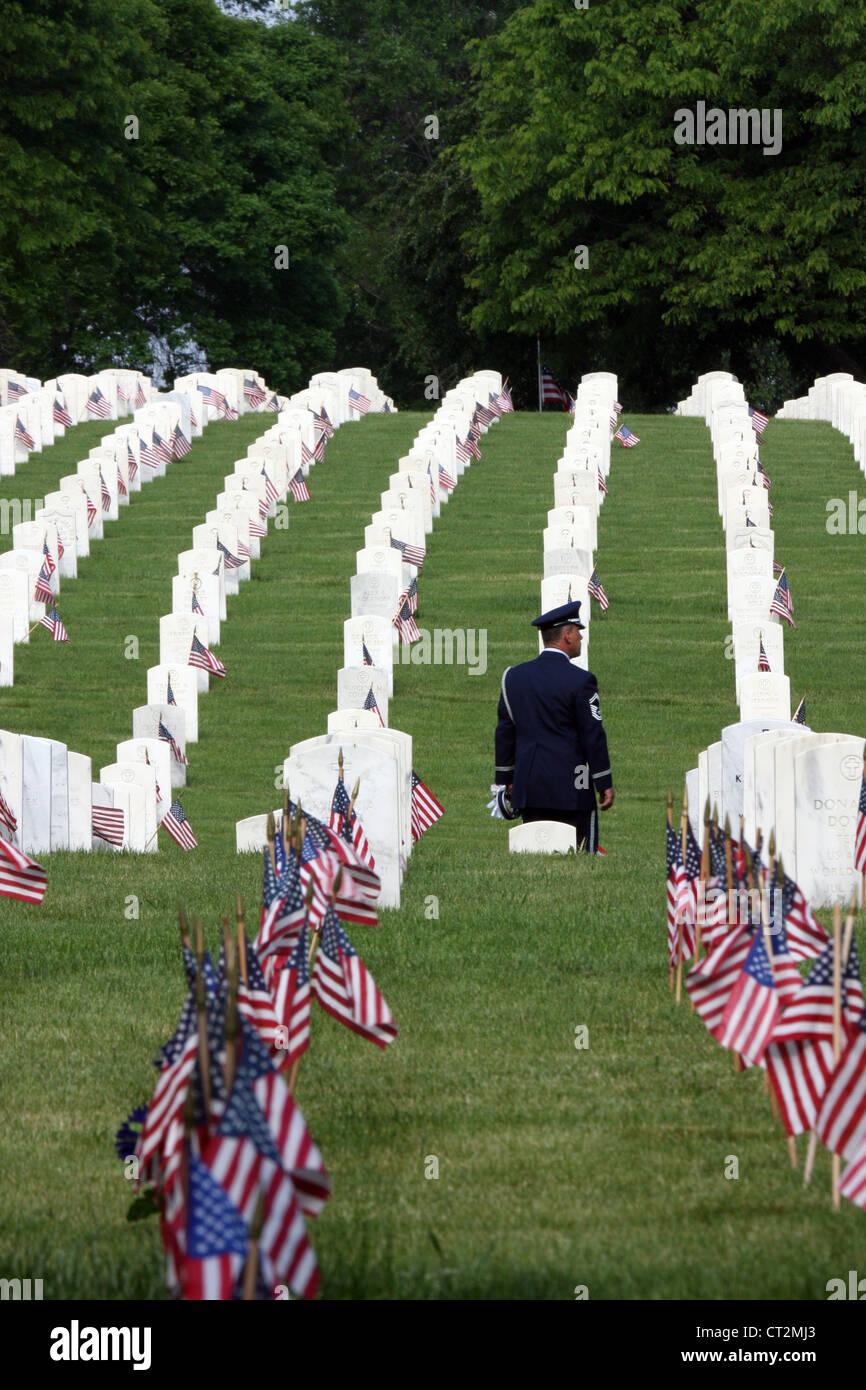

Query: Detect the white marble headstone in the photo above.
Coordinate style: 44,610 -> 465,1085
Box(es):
795,739 -> 866,907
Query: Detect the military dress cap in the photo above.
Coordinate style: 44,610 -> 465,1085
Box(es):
531,599 -> 585,630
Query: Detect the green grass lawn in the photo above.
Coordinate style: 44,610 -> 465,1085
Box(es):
1,406 -> 864,1300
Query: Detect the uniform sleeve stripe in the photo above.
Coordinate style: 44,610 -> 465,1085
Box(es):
592,769 -> 610,780
500,667 -> 515,722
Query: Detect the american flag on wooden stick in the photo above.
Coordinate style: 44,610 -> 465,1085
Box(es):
161,799 -> 198,850
588,569 -> 609,612
390,535 -> 425,567
411,771 -> 443,841
770,571 -> 795,627
438,464 -> 456,492
189,633 -> 226,678
0,835 -> 46,903
139,436 -> 160,470
749,407 -> 769,437
172,424 -> 191,458
272,923 -> 311,1069
855,765 -> 866,874
614,424 -> 640,447
14,416 -> 34,450
86,386 -> 111,419
312,906 -> 397,1049
100,471 -> 111,511
330,773 -> 375,870
597,468 -> 607,496
152,430 -> 172,465
244,377 -> 266,409
0,786 -> 17,838
53,397 -> 72,428
758,637 -> 770,672
39,605 -> 68,641
363,686 -> 385,726
159,719 -> 188,767
135,380 -> 147,408
117,466 -> 128,499
348,387 -> 370,415
289,469 -> 310,502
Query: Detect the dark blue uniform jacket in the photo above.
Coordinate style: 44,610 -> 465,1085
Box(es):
494,649 -> 613,812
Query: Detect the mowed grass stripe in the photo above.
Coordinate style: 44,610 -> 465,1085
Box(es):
2,411 -> 865,1299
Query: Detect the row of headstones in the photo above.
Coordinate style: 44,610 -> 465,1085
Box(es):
113,367 -> 394,852
537,371 -> 618,672
0,365 -> 287,851
236,369 -> 509,906
689,724 -> 864,908
679,370 -> 791,720
0,380 -> 215,685
0,368 -> 155,475
679,373 -> 864,907
508,371 -> 618,856
775,373 -> 866,487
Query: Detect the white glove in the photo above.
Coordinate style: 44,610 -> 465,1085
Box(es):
487,784 -> 516,819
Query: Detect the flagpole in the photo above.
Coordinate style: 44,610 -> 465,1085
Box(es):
536,333 -> 542,414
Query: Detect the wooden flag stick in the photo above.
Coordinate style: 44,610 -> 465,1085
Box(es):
288,877 -> 319,1099
282,788 -> 290,856
193,916 -> 211,1128
803,1130 -> 819,1188
724,813 -> 734,933
346,778 -> 361,823
240,1189 -> 266,1301
223,916 -> 239,1096
832,901 -> 842,1210
266,811 -> 277,877
676,782 -> 689,1003
236,893 -> 248,985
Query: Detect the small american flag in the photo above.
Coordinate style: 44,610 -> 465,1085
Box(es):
117,382 -> 130,405
189,633 -> 226,678
770,571 -> 795,627
749,407 -> 769,437
261,468 -> 278,507
393,592 -> 420,644
216,538 -> 243,571
272,923 -> 311,1067
0,835 -> 47,903
300,440 -> 314,468
159,719 -> 188,767
14,416 -> 34,450
7,380 -> 27,401
116,465 -> 128,499
92,805 -> 125,846
816,1011 -> 866,1159
411,771 -> 444,841
715,933 -> 779,1063
793,696 -> 806,725
0,786 -> 17,838
171,424 -> 191,458
100,471 -> 111,511
614,424 -> 640,447
161,798 -> 198,850
588,569 -> 609,612
34,561 -> 53,606
191,590 -> 204,617
487,391 -> 503,420
597,468 -> 607,496
289,469 -> 310,502
466,428 -> 482,459
855,766 -> 866,874
475,400 -> 494,428
455,438 -> 470,465
427,465 -> 436,504
182,1152 -> 248,1300
86,386 -> 111,419
313,435 -> 325,462
685,923 -> 754,1032
135,380 -> 147,408
438,464 -> 456,492
139,436 -> 160,470
312,907 -> 397,1049
330,774 -> 374,870
152,430 -> 172,465
314,407 -> 334,439
609,412 -> 618,432
765,943 -> 854,1137
244,377 -> 266,408
39,605 -> 68,642
197,383 -> 225,412
85,495 -> 97,528
265,392 -> 280,412
167,678 -> 177,706
53,397 -> 73,428
127,441 -> 138,481
390,535 -> 425,568
757,460 -> 772,489
757,637 -> 770,672
363,686 -> 384,726
348,387 -> 371,415
362,641 -> 373,665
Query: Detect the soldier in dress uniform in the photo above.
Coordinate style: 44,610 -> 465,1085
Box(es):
492,600 -> 614,853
